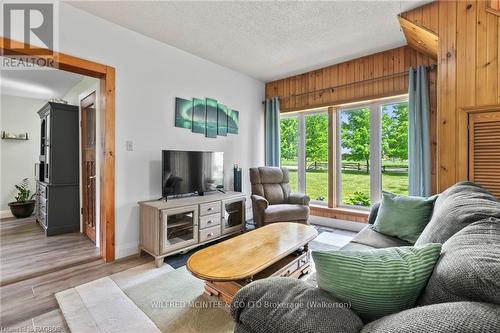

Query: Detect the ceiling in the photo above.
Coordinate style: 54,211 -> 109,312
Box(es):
0,66 -> 84,100
68,0 -> 432,82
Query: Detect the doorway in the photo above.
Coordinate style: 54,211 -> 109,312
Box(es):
81,92 -> 97,243
1,37 -> 115,262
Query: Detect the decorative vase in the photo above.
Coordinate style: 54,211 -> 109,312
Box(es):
8,200 -> 36,218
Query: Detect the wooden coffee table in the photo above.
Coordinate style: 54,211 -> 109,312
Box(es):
186,222 -> 318,303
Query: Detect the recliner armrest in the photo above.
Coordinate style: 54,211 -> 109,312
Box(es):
288,192 -> 311,206
251,195 -> 269,211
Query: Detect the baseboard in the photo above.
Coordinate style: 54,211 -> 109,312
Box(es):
115,242 -> 140,259
0,210 -> 13,219
309,215 -> 366,232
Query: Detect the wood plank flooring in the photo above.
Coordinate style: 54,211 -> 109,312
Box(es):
0,216 -> 152,331
1,216 -> 100,286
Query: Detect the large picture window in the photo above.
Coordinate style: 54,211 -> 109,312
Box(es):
337,97 -> 409,208
279,96 -> 408,210
280,115 -> 299,193
280,111 -> 329,205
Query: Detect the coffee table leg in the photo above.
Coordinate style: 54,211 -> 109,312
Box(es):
204,282 -> 219,297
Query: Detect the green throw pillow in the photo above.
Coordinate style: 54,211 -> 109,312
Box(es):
373,192 -> 436,243
312,244 -> 442,322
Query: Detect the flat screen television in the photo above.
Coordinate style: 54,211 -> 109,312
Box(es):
162,150 -> 224,197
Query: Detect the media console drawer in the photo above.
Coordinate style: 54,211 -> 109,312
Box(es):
199,213 -> 221,229
199,202 -> 221,216
199,225 -> 221,242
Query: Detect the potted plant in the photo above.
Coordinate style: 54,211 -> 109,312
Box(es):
8,178 -> 36,218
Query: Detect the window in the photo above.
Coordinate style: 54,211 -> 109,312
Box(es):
280,111 -> 329,205
339,107 -> 372,206
381,102 -> 409,196
305,113 -> 329,202
279,96 -> 408,210
279,115 -> 299,193
337,98 -> 409,208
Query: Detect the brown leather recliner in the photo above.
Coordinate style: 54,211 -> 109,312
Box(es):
249,167 -> 310,228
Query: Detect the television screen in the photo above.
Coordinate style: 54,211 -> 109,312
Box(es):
162,150 -> 224,196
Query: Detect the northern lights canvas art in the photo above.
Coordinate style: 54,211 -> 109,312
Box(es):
174,96 -> 239,138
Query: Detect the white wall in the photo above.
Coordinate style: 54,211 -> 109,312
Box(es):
58,4 -> 265,258
0,95 -> 46,213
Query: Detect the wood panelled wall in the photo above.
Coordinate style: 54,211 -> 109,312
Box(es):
265,46 -> 436,113
265,45 -> 439,195
403,0 -> 500,191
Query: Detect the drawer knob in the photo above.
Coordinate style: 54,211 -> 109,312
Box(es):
207,207 -> 214,211
207,232 -> 214,237
207,220 -> 213,224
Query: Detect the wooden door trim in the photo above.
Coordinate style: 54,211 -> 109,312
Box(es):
457,104 -> 500,182
1,37 -> 116,262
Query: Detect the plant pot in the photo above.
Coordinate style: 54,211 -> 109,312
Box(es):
8,200 -> 35,218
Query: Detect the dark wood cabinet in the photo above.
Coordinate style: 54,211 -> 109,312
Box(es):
35,102 -> 80,236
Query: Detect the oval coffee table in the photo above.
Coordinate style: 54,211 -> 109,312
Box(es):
187,222 -> 318,303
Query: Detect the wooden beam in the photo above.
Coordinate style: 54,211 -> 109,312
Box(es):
398,16 -> 439,59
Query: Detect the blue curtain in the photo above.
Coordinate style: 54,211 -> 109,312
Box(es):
265,97 -> 280,166
408,66 -> 431,197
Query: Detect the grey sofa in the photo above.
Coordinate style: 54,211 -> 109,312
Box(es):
250,167 -> 310,228
231,182 -> 500,332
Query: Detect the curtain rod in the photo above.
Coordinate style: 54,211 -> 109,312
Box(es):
263,64 -> 437,104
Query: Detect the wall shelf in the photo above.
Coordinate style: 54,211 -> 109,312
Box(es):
1,131 -> 29,140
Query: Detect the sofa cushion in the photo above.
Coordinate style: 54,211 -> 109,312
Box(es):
312,244 -> 442,322
367,202 -> 380,225
231,277 -> 363,333
373,192 -> 436,243
361,301 -> 500,333
350,225 -> 412,248
264,204 -> 309,223
419,218 -> 500,306
415,181 -> 500,246
341,242 -> 377,251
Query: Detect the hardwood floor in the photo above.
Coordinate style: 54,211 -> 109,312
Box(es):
1,216 -> 100,286
0,216 -> 152,331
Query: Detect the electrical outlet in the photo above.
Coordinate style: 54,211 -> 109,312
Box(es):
126,140 -> 133,151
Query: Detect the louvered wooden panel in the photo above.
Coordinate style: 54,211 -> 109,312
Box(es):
469,111 -> 500,198
487,0 -> 500,16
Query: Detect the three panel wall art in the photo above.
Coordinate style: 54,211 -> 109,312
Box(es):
175,97 -> 239,138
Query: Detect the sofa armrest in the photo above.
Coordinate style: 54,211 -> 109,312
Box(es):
367,202 -> 380,225
231,277 -> 363,333
251,195 -> 269,211
288,192 -> 311,206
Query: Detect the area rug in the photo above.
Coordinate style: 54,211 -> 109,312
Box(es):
56,228 -> 355,332
56,262 -> 234,333
309,229 -> 354,251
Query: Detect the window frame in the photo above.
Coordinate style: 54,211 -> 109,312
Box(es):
336,95 -> 409,209
279,109 -> 329,206
278,95 -> 408,211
